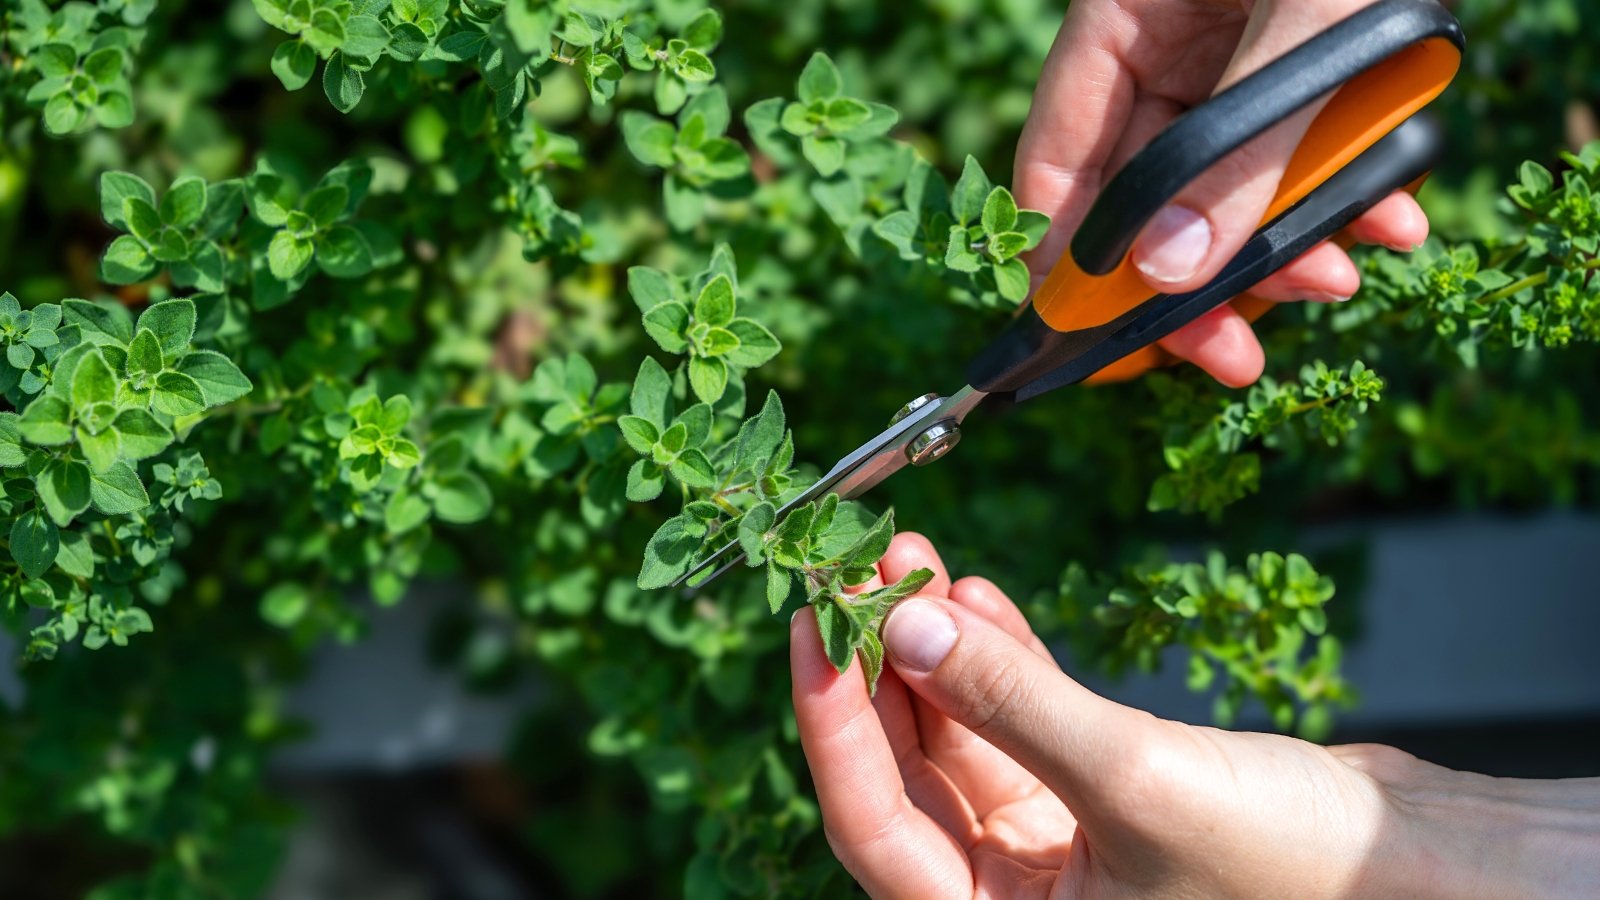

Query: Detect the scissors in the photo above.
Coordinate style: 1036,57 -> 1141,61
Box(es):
676,0 -> 1464,589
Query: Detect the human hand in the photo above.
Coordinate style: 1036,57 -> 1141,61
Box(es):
1016,0 -> 1432,387
791,533 -> 1600,898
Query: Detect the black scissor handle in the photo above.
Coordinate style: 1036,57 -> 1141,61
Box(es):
1070,0 -> 1463,275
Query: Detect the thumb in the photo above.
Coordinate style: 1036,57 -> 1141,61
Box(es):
881,596 -> 1160,827
1128,0 -> 1374,294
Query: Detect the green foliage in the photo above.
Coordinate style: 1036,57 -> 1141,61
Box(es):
1354,146 -> 1600,362
0,1 -> 1596,897
5,0 -> 144,135
1034,551 -> 1353,740
1149,360 -> 1385,519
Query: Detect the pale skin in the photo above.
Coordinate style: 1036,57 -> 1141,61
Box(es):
792,1 -> 1600,895
792,533 -> 1600,898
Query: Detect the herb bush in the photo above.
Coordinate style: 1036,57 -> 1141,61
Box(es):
1,0 -> 1598,896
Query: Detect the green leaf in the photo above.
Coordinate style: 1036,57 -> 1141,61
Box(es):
160,176 -> 207,229
668,448 -> 715,488
10,510 -> 59,579
630,356 -> 673,426
503,1 -> 555,53
63,299 -> 133,345
111,408 -> 173,459
675,404 -> 712,447
260,583 -> 310,628
431,472 -> 492,523
83,47 -> 124,85
18,396 -> 73,445
124,197 -> 162,242
271,39 -> 317,90
342,14 -> 391,59
387,21 -> 429,61
626,459 -> 664,502
303,184 -> 349,228
643,302 -> 690,353
125,328 -> 163,378
322,51 -> 365,113
100,172 -> 156,230
617,415 -> 660,455
638,513 -> 701,589
42,94 -> 86,135
71,349 -> 117,409
38,460 -> 92,526
694,274 -> 736,328
988,231 -> 1029,262
993,258 -> 1031,302
268,229 -> 316,279
738,502 -> 776,564
813,599 -> 860,673
800,134 -> 845,176
687,356 -> 727,403
839,508 -> 894,571
137,299 -> 196,357
628,267 -> 676,313
78,425 -> 121,474
0,414 -> 24,467
89,460 -> 149,515
736,390 -> 785,470
247,173 -> 295,227
33,44 -> 77,79
823,98 -> 870,132
55,529 -> 94,579
682,9 -> 722,49
620,112 -> 677,168
151,371 -> 206,417
723,319 -> 780,369
1016,210 -> 1051,248
174,350 -> 252,407
797,52 -> 842,103
317,225 -> 374,277
662,173 -> 704,232
981,186 -> 1018,236
766,562 -> 791,614
860,630 -> 885,694
779,101 -> 815,136
95,91 -> 134,129
944,225 -> 981,273
306,6 -> 348,53
951,156 -> 992,226
385,487 -> 432,533
673,49 -> 715,82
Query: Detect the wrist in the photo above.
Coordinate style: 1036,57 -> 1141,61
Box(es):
1389,769 -> 1600,898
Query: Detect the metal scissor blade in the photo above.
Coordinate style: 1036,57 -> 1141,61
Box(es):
672,386 -> 988,590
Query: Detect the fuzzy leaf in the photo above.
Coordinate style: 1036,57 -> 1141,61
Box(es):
797,52 -> 841,103
10,510 -> 59,579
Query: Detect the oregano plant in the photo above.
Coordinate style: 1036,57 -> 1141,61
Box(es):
1,0 -> 1596,896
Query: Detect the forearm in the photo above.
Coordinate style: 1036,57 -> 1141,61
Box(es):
1398,772 -> 1600,898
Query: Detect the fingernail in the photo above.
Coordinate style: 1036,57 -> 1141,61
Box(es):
883,599 -> 958,672
1306,290 -> 1351,303
1133,205 -> 1212,284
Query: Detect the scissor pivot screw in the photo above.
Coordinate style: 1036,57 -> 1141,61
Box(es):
891,393 -> 941,426
907,420 -> 960,466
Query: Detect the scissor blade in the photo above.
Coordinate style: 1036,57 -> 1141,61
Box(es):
672,386 -> 988,590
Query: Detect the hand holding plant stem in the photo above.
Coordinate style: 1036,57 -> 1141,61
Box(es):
794,533 -> 1600,899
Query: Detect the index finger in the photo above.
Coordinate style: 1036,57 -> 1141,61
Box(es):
790,608 -> 969,897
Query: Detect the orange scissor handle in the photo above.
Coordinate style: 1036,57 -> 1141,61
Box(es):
1085,172 -> 1430,383
1010,0 -> 1463,388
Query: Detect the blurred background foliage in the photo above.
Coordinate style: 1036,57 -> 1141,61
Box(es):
1,0 -> 1598,897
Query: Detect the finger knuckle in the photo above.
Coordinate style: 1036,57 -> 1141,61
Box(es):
952,650 -> 1030,735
